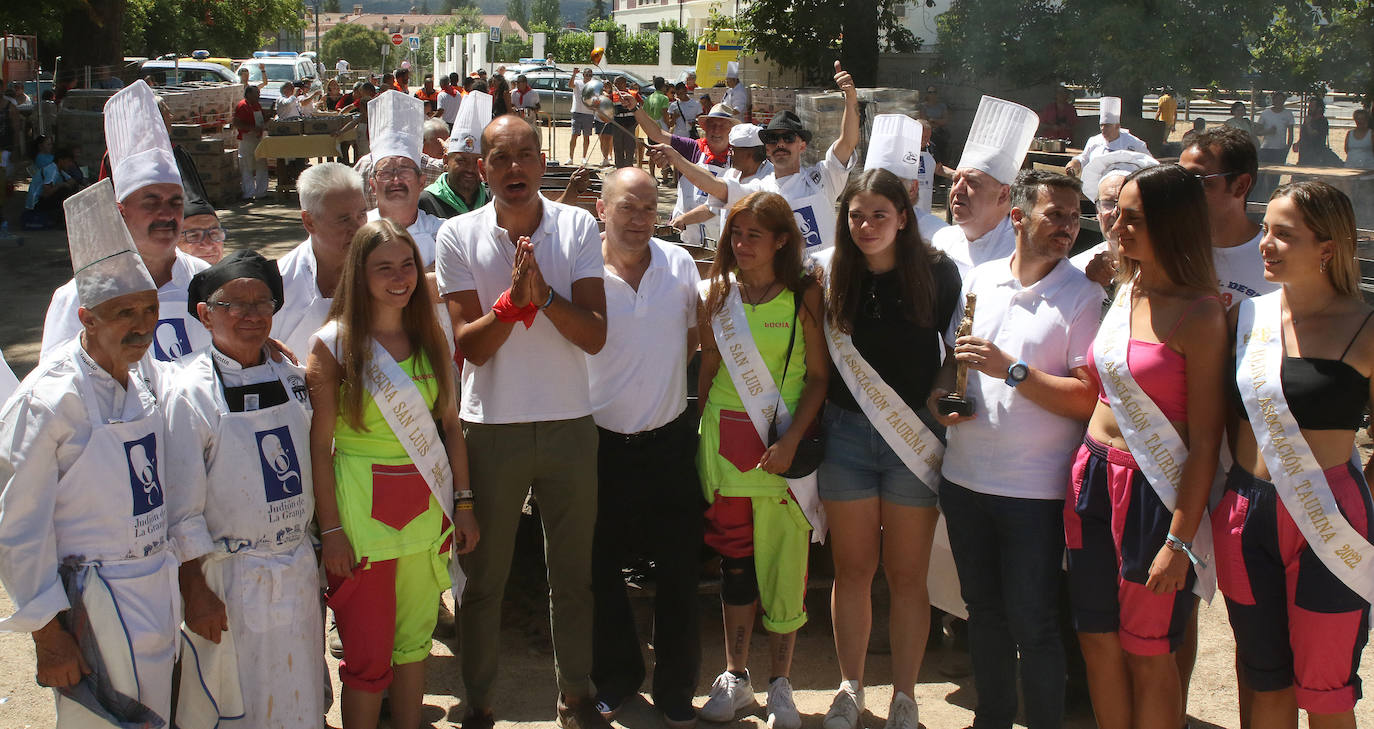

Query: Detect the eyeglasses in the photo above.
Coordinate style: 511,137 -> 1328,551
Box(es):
1096,198 -> 1118,213
180,227 -> 226,245
373,165 -> 420,182
1192,171 -> 1238,185
209,299 -> 278,318
764,132 -> 799,144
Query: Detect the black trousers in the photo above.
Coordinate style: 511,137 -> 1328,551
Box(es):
590,409 -> 704,710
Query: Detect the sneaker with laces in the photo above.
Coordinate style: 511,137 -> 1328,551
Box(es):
883,692 -> 918,729
766,677 -> 801,729
594,691 -> 628,720
823,682 -> 863,729
699,670 -> 756,722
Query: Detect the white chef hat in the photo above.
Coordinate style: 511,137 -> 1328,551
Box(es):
729,123 -> 763,148
64,180 -> 156,309
447,91 -> 493,155
368,89 -> 426,167
1080,149 -> 1158,203
1099,96 -> 1122,125
956,95 -> 1039,185
104,80 -> 182,202
726,62 -> 740,80
865,114 -> 923,180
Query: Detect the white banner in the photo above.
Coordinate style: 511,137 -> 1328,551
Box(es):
1236,293 -> 1374,602
1093,282 -> 1216,601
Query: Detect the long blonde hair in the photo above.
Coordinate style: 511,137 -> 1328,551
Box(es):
327,218 -> 454,430
1271,181 -> 1360,298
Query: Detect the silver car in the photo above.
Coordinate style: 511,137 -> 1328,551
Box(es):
518,68 -> 653,122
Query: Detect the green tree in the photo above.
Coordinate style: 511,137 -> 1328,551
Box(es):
507,0 -> 528,30
123,0 -> 306,60
531,0 -> 560,28
585,0 -> 606,26
323,0 -> 341,12
734,0 -> 917,86
321,23 -> 390,71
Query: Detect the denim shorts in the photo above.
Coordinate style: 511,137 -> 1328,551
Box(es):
817,405 -> 941,508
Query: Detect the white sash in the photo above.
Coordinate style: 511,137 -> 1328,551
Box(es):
1236,293 -> 1374,602
1093,282 -> 1216,600
314,322 -> 467,598
713,286 -> 826,541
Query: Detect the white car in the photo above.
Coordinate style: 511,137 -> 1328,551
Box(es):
233,55 -> 320,111
140,60 -> 238,86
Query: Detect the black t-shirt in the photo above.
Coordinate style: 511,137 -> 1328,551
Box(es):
826,254 -> 962,414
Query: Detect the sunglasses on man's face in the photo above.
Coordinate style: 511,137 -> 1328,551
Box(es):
764,132 -> 799,145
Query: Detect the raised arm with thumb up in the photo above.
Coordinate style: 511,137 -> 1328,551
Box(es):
834,60 -> 860,162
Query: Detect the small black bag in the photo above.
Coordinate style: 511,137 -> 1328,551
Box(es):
766,289 -> 824,479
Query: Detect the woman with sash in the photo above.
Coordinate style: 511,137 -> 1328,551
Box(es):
816,169 -> 960,729
696,191 -> 828,729
1222,180 -> 1373,724
307,218 -> 479,729
1067,164 -> 1228,729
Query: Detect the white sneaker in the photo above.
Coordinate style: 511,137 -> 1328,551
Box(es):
699,670 -> 756,723
766,677 -> 801,729
822,681 -> 863,729
883,692 -> 919,729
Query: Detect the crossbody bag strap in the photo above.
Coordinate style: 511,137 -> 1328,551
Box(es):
768,287 -> 802,436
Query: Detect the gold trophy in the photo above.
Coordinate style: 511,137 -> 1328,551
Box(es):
937,292 -> 977,417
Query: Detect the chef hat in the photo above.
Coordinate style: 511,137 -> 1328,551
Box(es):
956,96 -> 1039,185
1099,96 -> 1122,125
187,249 -> 285,317
864,114 -> 923,180
726,62 -> 740,80
64,180 -> 156,310
447,91 -> 493,155
104,80 -> 182,202
1080,149 -> 1158,203
368,90 -> 426,167
729,123 -> 764,148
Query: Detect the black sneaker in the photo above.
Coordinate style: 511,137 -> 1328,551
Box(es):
558,695 -> 613,729
594,690 -> 628,720
660,702 -> 698,729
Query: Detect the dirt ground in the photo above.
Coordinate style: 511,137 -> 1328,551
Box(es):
0,125 -> 1372,728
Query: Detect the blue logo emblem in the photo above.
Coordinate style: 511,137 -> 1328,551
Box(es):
794,207 -> 823,248
256,426 -> 303,502
152,318 -> 191,361
123,433 -> 164,516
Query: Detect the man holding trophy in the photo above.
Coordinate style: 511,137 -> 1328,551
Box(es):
927,168 -> 1102,729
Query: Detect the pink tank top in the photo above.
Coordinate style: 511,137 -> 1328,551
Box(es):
1089,295 -> 1220,423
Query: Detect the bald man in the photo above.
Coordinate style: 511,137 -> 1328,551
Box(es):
586,168 -> 703,725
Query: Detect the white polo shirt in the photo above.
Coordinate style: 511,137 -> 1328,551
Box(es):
931,215 -> 1016,279
941,256 -> 1103,500
437,91 -> 462,125
587,239 -> 700,434
1213,230 -> 1275,309
435,199 -> 604,424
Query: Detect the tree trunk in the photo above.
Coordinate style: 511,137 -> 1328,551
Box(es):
61,0 -> 124,72
840,0 -> 880,87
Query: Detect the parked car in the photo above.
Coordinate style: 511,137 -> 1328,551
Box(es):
514,68 -> 652,122
233,54 -> 320,111
140,60 -> 239,86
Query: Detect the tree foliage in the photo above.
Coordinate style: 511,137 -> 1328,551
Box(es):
585,0 -> 606,27
507,0 -> 528,30
733,0 -> 918,86
123,0 -> 306,60
321,23 -> 390,70
530,0 -> 560,29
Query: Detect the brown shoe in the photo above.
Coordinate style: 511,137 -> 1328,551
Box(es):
557,695 -> 613,729
462,707 -> 495,729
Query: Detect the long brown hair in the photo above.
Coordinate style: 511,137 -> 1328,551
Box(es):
703,191 -> 816,319
327,218 -> 454,430
1271,180 -> 1360,298
828,168 -> 940,332
1114,164 -> 1216,291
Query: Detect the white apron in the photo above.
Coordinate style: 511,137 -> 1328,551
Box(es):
714,286 -> 826,541
56,358 -> 179,728
1093,283 -> 1216,600
1235,293 -> 1374,602
777,169 -> 837,252
675,151 -> 728,247
177,354 -> 322,728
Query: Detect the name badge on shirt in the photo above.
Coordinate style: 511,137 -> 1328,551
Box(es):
244,393 -> 260,411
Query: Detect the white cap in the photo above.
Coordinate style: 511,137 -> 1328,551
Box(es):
956,95 -> 1039,185
864,114 -> 923,179
104,80 -> 181,202
447,91 -> 492,155
729,123 -> 763,148
726,61 -> 740,79
368,90 -> 426,167
1099,96 -> 1122,125
64,180 -> 156,309
1080,149 -> 1158,203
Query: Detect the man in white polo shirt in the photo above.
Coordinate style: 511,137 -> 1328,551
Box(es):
435,115 -> 610,729
584,167 -> 703,727
364,93 -> 446,266
930,96 -> 1039,277
928,169 -> 1102,729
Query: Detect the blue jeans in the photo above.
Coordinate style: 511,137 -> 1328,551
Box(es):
940,479 -> 1066,729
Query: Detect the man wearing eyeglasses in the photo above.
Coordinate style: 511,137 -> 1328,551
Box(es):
1180,126 -> 1273,309
178,196 -> 225,265
649,61 -> 860,252
363,91 -> 445,267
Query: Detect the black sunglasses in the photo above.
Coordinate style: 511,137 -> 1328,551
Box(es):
764,131 -> 799,144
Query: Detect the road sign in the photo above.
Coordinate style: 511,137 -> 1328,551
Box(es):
391,32 -> 404,46
380,43 -> 391,56
489,26 -> 501,44
407,35 -> 420,50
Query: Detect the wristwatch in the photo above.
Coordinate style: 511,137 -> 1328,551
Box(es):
1005,360 -> 1029,388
